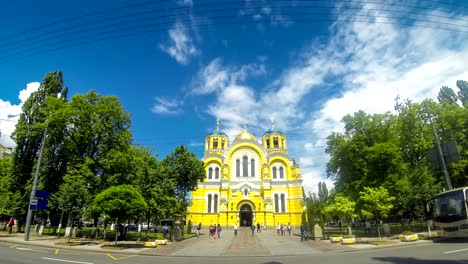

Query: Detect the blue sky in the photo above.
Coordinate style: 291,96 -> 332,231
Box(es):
1,0 -> 467,194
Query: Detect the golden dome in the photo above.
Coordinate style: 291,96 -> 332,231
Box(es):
234,126 -> 257,141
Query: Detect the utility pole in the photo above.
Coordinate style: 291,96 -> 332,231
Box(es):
24,127 -> 47,241
425,103 -> 452,190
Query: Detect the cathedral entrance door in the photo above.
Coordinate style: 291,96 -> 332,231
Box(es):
239,204 -> 253,227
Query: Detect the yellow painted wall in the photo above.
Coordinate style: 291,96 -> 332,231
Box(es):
188,128 -> 305,228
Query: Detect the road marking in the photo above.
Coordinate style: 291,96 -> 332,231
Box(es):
444,248 -> 468,254
42,257 -> 94,264
106,254 -> 137,261
16,247 -> 48,253
9,244 -> 17,248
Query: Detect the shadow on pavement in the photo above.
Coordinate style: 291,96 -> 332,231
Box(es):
432,237 -> 468,243
373,257 -> 465,264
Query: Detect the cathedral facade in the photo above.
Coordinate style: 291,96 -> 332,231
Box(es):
187,121 -> 304,228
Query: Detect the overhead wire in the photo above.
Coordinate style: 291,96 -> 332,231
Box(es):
1,2 -> 467,56
0,0 -> 466,64
1,14 -> 467,64
0,0 -> 172,42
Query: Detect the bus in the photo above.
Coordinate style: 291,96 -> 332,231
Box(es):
432,187 -> 468,237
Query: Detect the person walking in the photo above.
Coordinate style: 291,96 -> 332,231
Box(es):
300,224 -> 305,241
216,224 -> 222,238
233,223 -> 238,237
287,223 -> 291,236
196,223 -> 201,238
250,224 -> 255,236
163,224 -> 169,239
256,222 -> 261,233
7,217 -> 14,234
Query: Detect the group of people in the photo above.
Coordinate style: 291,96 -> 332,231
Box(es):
300,223 -> 310,241
276,223 -> 292,236
208,224 -> 222,240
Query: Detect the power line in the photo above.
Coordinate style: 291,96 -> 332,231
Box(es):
0,0 -> 171,41
1,3 -> 467,56
0,0 -> 466,60
1,14 -> 467,64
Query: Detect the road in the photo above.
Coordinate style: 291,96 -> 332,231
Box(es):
1,239 -> 468,264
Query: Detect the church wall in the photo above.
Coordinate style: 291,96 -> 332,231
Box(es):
187,126 -> 306,229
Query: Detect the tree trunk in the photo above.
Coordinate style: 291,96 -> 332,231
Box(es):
66,212 -> 73,243
114,218 -> 119,246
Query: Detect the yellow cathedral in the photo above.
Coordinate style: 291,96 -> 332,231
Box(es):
187,120 -> 304,228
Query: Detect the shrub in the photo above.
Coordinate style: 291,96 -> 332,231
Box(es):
330,234 -> 342,237
343,234 -> 354,238
187,220 -> 192,234
402,231 -> 415,235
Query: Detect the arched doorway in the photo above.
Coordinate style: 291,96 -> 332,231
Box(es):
239,204 -> 253,227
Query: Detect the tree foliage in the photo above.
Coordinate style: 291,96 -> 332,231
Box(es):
359,187 -> 395,221
161,145 -> 205,214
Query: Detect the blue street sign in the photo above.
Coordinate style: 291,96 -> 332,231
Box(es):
29,199 -> 48,210
37,199 -> 48,210
35,190 -> 50,199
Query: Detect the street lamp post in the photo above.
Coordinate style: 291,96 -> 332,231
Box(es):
24,127 -> 47,241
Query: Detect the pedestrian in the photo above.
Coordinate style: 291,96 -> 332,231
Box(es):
7,217 -> 14,234
217,224 -> 222,238
163,224 -> 169,239
305,224 -> 310,241
280,224 -> 284,236
233,223 -> 238,237
250,224 -> 255,236
300,224 -> 305,241
209,225 -> 216,240
276,223 -> 280,235
196,223 -> 201,238
256,222 -> 261,233
287,223 -> 291,236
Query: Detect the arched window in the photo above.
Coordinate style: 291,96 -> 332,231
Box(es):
273,167 -> 277,179
207,194 -> 212,213
236,159 -> 240,177
280,194 -> 286,213
215,167 -> 219,179
208,168 -> 213,179
273,136 -> 279,148
214,194 -> 218,213
250,159 -> 255,177
242,156 -> 248,177
266,139 -> 270,148
279,167 -> 284,179
274,194 -> 279,213
244,189 -> 248,196
213,138 -> 219,149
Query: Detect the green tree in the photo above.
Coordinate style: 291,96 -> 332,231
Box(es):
93,185 -> 147,245
456,80 -> 468,105
359,187 -> 395,222
324,195 -> 356,235
0,157 -> 14,217
130,147 -> 176,234
10,71 -> 67,230
161,145 -> 205,215
437,86 -> 458,104
49,166 -> 90,240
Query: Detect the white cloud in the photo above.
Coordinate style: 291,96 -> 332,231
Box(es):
160,21 -> 199,65
0,82 -> 40,147
188,2 -> 468,195
151,97 -> 183,115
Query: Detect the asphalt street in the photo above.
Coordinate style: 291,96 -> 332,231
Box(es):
1,239 -> 468,264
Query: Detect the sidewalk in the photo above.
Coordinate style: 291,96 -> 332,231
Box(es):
0,229 -> 433,257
